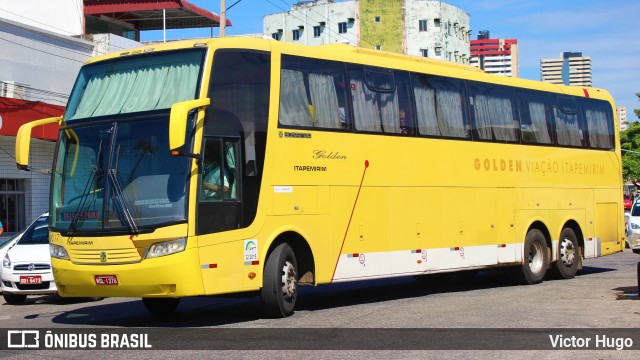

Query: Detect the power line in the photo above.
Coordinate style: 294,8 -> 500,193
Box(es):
0,37 -> 85,63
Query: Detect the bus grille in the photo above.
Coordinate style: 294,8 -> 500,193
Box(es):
69,248 -> 142,264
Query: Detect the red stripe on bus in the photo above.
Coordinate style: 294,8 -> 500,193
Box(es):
332,160 -> 370,282
583,88 -> 590,98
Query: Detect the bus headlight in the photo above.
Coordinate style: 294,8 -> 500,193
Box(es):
146,238 -> 186,259
50,244 -> 70,260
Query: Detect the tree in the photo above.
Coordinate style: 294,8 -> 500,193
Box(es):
622,96 -> 640,181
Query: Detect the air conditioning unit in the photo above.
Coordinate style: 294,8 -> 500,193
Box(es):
0,81 -> 28,99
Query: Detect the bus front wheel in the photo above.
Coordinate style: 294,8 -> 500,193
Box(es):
516,228 -> 549,285
550,228 -> 580,279
142,297 -> 180,315
261,243 -> 298,318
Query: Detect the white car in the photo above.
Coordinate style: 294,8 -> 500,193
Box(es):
1,213 -> 56,304
625,203 -> 640,254
0,231 -> 23,273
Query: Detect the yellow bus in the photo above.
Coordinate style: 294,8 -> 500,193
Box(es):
15,38 -> 624,317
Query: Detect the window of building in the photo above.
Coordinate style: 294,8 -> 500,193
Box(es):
338,22 -> 348,34
375,45 -> 381,50
313,26 -> 322,38
434,18 -> 441,28
419,20 -> 428,32
421,49 -> 429,57
293,29 -> 301,41
374,16 -> 381,23
435,47 -> 442,57
272,32 -> 281,41
0,179 -> 25,234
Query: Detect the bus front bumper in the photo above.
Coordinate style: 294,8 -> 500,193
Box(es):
51,247 -> 204,298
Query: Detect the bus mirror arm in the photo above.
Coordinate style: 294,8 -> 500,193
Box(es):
169,98 -> 211,156
15,116 -> 63,171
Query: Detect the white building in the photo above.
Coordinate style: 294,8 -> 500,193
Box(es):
618,106 -> 628,131
264,0 -> 471,64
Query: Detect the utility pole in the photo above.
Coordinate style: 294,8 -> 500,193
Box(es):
220,0 -> 226,37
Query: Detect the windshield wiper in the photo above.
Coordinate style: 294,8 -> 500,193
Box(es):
108,168 -> 139,235
69,141 -> 103,234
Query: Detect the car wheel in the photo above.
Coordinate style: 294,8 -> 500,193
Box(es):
3,293 -> 27,304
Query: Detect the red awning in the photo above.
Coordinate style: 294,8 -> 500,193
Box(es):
0,98 -> 62,141
83,0 -> 231,31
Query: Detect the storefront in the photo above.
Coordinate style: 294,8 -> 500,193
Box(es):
0,97 -> 62,236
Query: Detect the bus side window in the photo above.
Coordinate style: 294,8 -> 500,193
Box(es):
412,73 -> 440,137
468,82 -> 519,143
517,90 -> 554,145
583,99 -> 614,150
554,96 -> 586,147
279,55 -> 348,130
429,76 -> 470,139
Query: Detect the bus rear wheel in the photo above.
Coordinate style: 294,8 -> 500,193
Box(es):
142,297 -> 180,315
550,228 -> 580,279
515,228 -> 549,285
261,243 -> 298,318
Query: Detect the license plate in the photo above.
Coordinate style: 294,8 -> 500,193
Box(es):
94,275 -> 118,285
19,275 -> 42,285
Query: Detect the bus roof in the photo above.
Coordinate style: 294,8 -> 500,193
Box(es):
85,37 -> 614,104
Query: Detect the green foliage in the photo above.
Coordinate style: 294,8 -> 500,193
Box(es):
621,103 -> 640,181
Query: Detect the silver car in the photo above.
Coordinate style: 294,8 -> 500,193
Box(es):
625,203 -> 640,254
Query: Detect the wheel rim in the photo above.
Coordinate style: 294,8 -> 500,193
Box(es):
528,241 -> 544,273
559,237 -> 575,266
281,260 -> 297,302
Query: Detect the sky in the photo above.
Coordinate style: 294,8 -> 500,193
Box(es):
141,0 -> 640,115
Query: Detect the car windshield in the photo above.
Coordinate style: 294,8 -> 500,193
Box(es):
17,215 -> 49,245
631,204 -> 640,217
0,231 -> 22,249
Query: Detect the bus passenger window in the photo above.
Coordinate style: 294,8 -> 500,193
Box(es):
517,91 -> 553,145
554,97 -> 586,147
583,100 -> 614,150
279,55 -> 349,130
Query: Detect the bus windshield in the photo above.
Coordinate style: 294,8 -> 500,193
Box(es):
51,117 -> 191,234
64,49 -> 205,121
50,48 -> 205,234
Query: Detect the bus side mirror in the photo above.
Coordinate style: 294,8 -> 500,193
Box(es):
169,98 -> 210,157
15,116 -> 62,171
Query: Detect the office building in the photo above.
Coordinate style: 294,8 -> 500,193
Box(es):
540,52 -> 592,87
469,30 -> 519,77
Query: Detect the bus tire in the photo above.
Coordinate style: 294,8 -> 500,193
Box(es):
142,297 -> 180,315
261,243 -> 298,318
516,228 -> 549,285
550,228 -> 580,279
3,293 -> 27,304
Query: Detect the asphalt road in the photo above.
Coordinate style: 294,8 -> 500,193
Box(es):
0,249 -> 638,359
